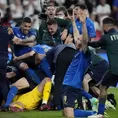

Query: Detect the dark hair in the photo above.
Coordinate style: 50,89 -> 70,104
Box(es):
75,4 -> 88,10
22,17 -> 31,23
46,4 -> 55,9
102,17 -> 115,25
47,19 -> 57,25
56,6 -> 67,16
67,8 -> 73,16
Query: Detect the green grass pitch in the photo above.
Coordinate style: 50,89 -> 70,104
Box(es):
0,88 -> 118,118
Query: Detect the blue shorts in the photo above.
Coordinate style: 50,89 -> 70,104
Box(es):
87,60 -> 108,84
101,70 -> 118,87
61,85 -> 83,109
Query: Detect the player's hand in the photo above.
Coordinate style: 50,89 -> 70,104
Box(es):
12,36 -> 22,44
70,10 -> 75,22
13,56 -> 19,62
61,29 -> 68,41
8,27 -> 13,34
79,11 -> 86,24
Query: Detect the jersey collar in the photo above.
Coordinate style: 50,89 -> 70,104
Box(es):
108,28 -> 117,33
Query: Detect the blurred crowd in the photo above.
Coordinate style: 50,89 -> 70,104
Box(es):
0,0 -> 118,33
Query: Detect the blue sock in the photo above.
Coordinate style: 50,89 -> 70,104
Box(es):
25,68 -> 40,84
98,103 -> 105,114
74,109 -> 96,117
4,86 -> 18,107
39,58 -> 52,78
82,89 -> 92,99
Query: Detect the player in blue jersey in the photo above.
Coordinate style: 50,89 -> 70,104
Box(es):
12,17 -> 37,57
65,4 -> 96,44
1,44 -> 52,111
11,17 -> 52,85
61,11 -> 96,117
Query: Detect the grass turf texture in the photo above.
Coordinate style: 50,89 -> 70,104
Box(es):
0,88 -> 118,118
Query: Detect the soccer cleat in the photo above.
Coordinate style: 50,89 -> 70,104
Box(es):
90,97 -> 98,112
9,106 -> 24,112
87,114 -> 104,118
39,104 -> 51,111
105,100 -> 116,110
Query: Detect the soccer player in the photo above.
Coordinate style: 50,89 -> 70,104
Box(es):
83,47 -> 109,96
61,11 -> 95,117
88,17 -> 118,118
12,17 -> 52,84
65,4 -> 96,44
0,12 -> 14,104
1,44 -> 52,111
9,77 -> 52,112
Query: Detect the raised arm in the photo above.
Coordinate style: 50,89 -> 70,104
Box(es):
80,12 -> 88,51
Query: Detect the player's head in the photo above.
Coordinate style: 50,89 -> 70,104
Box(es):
21,17 -> 32,35
102,17 -> 115,33
46,4 -> 55,19
74,4 -> 88,19
56,6 -> 67,19
47,19 -> 58,35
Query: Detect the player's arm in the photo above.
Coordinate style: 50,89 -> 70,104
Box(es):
13,50 -> 35,61
71,10 -> 82,46
88,36 -> 106,48
81,16 -> 88,51
19,41 -> 37,47
19,35 -> 36,43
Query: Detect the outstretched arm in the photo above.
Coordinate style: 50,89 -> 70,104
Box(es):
71,10 -> 82,48
80,12 -> 88,51
88,37 -> 106,48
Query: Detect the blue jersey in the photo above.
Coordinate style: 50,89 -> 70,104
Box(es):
69,18 -> 96,38
13,27 -> 37,56
63,51 -> 90,89
31,44 -> 45,54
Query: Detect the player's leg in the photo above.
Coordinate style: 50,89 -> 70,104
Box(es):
35,53 -> 52,78
18,62 -> 41,84
62,85 -> 78,118
0,60 -> 9,103
90,86 -> 100,97
88,71 -> 118,118
83,73 -> 92,92
39,77 -> 52,110
86,60 -> 108,95
11,77 -> 30,90
6,71 -> 16,79
1,77 -> 29,110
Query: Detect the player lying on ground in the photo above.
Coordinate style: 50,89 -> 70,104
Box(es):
1,76 -> 52,112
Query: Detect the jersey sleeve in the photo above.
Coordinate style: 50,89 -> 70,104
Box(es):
32,44 -> 45,54
30,29 -> 37,37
